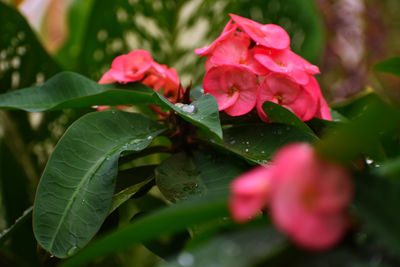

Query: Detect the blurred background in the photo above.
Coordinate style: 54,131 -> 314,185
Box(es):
0,0 -> 399,266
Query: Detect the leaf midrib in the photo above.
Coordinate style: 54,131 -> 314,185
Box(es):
46,135 -> 149,253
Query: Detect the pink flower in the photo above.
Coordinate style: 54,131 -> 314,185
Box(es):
254,47 -> 320,85
98,50 -> 153,84
142,62 -> 181,102
316,95 -> 332,120
256,73 -> 319,122
229,14 -> 290,50
206,34 -> 268,75
195,19 -> 237,56
203,65 -> 258,116
270,143 -> 353,250
229,166 -> 272,223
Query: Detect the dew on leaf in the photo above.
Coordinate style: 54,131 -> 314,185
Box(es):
177,252 -> 194,266
174,103 -> 197,114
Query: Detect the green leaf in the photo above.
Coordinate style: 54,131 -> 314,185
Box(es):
262,101 -> 315,135
155,153 -> 206,202
109,180 -> 153,215
33,111 -> 165,258
154,93 -> 223,140
61,196 -> 229,267
215,123 -> 317,164
162,226 -> 286,267
316,94 -> 400,163
0,72 -> 154,112
155,151 -> 248,202
354,173 -> 400,254
374,57 -> 400,76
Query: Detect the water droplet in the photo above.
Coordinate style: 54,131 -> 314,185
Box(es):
200,88 -> 204,94
50,254 -> 55,258
261,151 -> 265,154
67,245 -> 78,256
230,140 -> 236,144
245,148 -> 249,152
177,252 -> 194,266
365,158 -> 373,165
245,141 -> 249,145
147,136 -> 153,140
174,103 -> 197,114
210,138 -> 215,143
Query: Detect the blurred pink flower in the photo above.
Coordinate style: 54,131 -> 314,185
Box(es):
203,65 -> 258,116
270,143 -> 353,250
229,143 -> 353,250
229,166 -> 272,223
256,73 -> 319,121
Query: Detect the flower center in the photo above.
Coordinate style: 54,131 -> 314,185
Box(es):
274,94 -> 283,105
229,86 -> 238,96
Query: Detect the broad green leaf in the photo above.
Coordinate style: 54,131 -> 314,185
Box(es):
374,57 -> 400,76
156,153 -> 206,202
262,101 -> 315,135
0,72 -> 154,112
162,226 -> 286,267
33,111 -> 165,258
375,157 -> 400,179
154,93 -> 223,140
61,196 -> 229,267
316,94 -> 400,163
0,2 -> 60,92
155,151 -> 248,202
214,123 -> 317,164
354,173 -> 400,254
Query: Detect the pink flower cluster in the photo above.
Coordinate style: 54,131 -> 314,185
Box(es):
229,143 -> 353,250
98,49 -> 181,103
195,14 -> 331,121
